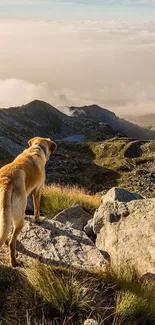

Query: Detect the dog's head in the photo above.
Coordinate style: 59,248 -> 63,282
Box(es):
28,137 -> 57,159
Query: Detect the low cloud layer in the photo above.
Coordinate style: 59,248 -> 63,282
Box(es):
1,1 -> 155,5
0,20 -> 155,115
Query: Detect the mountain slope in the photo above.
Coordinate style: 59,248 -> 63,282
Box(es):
0,100 -> 121,165
70,104 -> 155,140
123,113 -> 155,129
0,100 -> 155,166
0,100 -> 155,197
5,99 -> 67,135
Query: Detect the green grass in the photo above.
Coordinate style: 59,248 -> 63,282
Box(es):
149,141 -> 155,152
1,263 -> 155,325
106,267 -> 155,325
131,156 -> 154,166
41,185 -> 101,218
26,263 -> 91,316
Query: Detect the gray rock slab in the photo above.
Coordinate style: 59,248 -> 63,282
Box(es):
102,187 -> 143,203
53,205 -> 92,230
95,198 -> 155,275
17,217 -> 107,271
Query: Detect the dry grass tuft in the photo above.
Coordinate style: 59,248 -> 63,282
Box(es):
41,184 -> 100,218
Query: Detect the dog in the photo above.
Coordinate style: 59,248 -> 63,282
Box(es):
0,136 -> 57,267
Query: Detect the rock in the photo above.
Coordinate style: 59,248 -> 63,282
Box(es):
84,219 -> 95,237
95,197 -> 155,275
17,217 -> 108,271
123,140 -> 143,158
141,273 -> 155,288
53,205 -> 92,230
93,201 -> 129,234
83,320 -> 99,325
101,187 -> 143,203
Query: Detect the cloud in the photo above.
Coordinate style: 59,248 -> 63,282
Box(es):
0,78 -> 94,110
1,0 -> 155,4
0,20 -> 155,115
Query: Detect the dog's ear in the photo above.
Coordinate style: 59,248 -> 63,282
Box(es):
48,139 -> 57,153
51,142 -> 57,153
28,137 -> 36,146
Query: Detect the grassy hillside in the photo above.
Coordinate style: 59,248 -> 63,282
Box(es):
47,138 -> 155,198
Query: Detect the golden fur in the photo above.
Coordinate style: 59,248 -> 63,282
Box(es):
0,137 -> 56,267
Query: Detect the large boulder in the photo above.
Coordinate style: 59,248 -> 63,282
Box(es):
93,201 -> 129,234
95,197 -> 155,275
101,187 -> 143,204
16,216 -> 108,271
87,187 -> 143,235
53,205 -> 91,230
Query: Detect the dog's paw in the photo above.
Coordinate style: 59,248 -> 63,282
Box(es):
34,216 -> 46,223
11,259 -> 24,268
5,238 -> 10,246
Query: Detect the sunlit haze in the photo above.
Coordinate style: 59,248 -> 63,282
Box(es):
0,0 -> 155,115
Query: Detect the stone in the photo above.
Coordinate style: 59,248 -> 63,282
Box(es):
101,187 -> 143,204
93,201 -> 129,234
53,205 -> 92,230
83,320 -> 99,325
95,197 -> 155,275
140,273 -> 155,288
84,219 -> 94,237
16,217 -> 108,271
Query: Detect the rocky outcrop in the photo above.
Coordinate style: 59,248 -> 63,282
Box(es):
101,187 -> 143,203
122,140 -> 144,158
53,205 -> 91,230
16,215 -> 107,271
84,219 -> 94,238
90,188 -> 155,275
84,187 -> 143,236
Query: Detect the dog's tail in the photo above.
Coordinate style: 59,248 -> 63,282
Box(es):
0,187 -> 12,248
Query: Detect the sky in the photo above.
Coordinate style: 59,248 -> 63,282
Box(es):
0,0 -> 155,115
0,0 -> 155,20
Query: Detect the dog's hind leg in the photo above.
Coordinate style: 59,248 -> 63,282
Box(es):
9,218 -> 24,267
9,195 -> 26,267
0,190 -> 12,249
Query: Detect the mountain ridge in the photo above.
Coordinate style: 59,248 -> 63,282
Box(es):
0,100 -> 155,164
69,104 -> 155,140
0,99 -> 155,197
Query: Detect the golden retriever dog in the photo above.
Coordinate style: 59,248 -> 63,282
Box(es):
0,137 -> 56,267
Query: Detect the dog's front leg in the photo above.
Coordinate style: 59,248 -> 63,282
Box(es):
32,187 -> 44,222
